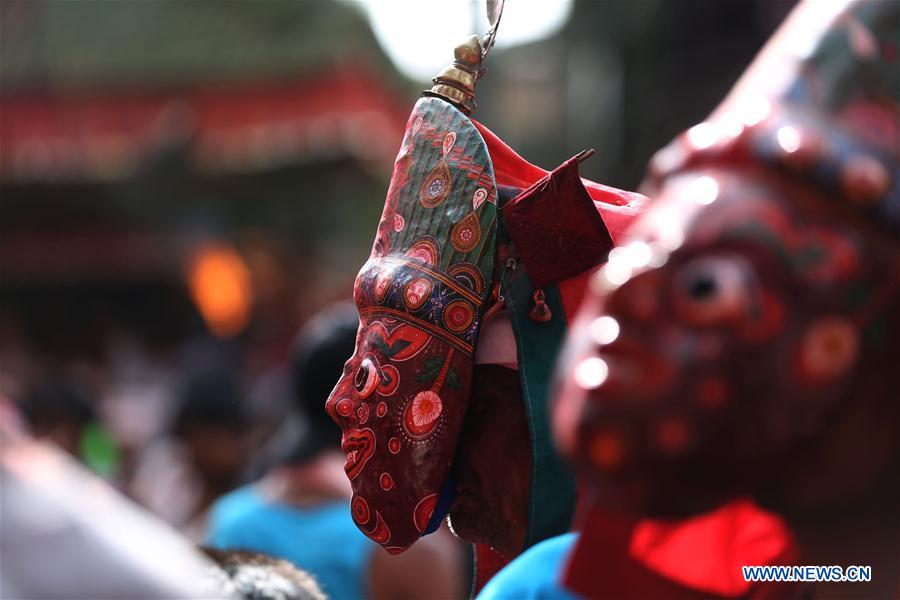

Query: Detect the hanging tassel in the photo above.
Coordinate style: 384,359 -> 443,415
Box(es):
529,289 -> 552,323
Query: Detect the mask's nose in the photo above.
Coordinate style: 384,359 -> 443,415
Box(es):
325,375 -> 356,430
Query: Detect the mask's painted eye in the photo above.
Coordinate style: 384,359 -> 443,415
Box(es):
355,356 -> 380,398
672,256 -> 749,326
796,316 -> 858,384
688,275 -> 717,299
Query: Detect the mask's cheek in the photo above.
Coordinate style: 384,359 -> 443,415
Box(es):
341,335 -> 478,551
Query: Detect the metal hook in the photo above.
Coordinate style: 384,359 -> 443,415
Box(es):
481,0 -> 506,63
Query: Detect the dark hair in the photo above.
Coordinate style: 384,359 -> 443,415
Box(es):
174,369 -> 248,436
201,548 -> 325,600
20,377 -> 94,434
285,302 -> 358,463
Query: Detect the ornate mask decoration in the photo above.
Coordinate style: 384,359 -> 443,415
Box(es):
549,2 -> 898,596
326,34 -> 646,552
554,0 -> 899,529
327,95 -> 499,553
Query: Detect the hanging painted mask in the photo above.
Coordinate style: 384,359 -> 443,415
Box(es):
325,31 -> 646,553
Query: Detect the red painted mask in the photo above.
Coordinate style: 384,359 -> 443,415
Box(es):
325,98 -> 500,553
554,0 -> 899,520
326,93 -> 645,553
552,3 -> 898,596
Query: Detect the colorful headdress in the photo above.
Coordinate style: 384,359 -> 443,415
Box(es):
550,0 -> 898,588
325,31 -> 645,553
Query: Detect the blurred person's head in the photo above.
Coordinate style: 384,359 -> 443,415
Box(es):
174,370 -> 250,490
284,302 -> 358,466
201,548 -> 325,600
19,376 -> 94,456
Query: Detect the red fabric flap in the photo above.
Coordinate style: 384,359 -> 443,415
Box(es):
501,155 -> 613,289
629,500 -> 796,597
565,502 -> 799,599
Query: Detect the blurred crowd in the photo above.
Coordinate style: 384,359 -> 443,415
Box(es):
2,309 -> 299,542
4,0 -> 897,599
0,297 -> 471,598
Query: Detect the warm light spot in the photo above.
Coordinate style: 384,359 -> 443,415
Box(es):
658,221 -> 685,252
574,357 -> 609,389
623,241 -> 653,268
590,316 -> 620,345
647,242 -> 670,268
719,112 -> 744,138
776,126 -> 801,154
689,175 -> 720,205
603,259 -> 633,287
188,243 -> 253,338
739,96 -> 771,127
607,246 -> 626,263
686,123 -> 718,150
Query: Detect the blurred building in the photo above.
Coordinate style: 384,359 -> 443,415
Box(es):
473,0 -> 795,189
0,1 -> 415,387
0,2 -> 422,503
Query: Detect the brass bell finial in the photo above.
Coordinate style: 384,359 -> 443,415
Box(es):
424,0 -> 504,115
425,35 -> 485,114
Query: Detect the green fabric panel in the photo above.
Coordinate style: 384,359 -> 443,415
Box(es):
505,268 -> 577,549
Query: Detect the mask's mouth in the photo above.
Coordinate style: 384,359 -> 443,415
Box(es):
341,429 -> 375,480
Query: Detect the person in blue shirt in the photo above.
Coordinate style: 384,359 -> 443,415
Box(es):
207,302 -> 465,599
476,533 -> 579,600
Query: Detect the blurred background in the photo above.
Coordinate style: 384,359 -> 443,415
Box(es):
0,0 -> 794,540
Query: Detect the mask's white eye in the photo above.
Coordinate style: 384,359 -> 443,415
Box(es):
672,256 -> 749,326
354,356 -> 380,398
